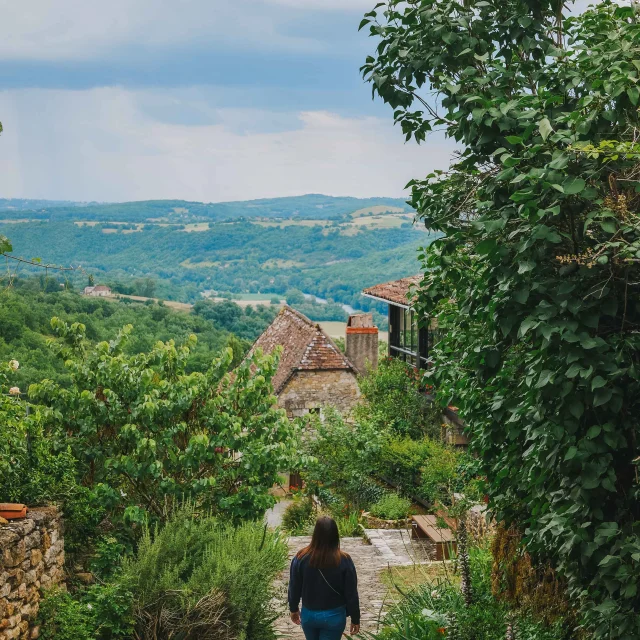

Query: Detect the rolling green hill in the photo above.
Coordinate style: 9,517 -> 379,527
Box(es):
0,194 -> 412,222
0,194 -> 433,317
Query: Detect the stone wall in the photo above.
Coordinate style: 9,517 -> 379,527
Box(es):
0,508 -> 64,640
278,369 -> 360,418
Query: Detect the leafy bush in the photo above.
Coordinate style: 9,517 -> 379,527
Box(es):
371,544 -> 571,640
0,361 -> 77,506
38,589 -> 95,640
418,446 -> 461,506
378,437 -> 435,490
38,583 -> 134,640
369,493 -> 411,520
304,409 -> 385,510
378,436 -> 461,506
122,508 -> 288,640
355,358 -> 440,439
30,320 -> 299,525
282,497 -> 315,534
333,512 -> 364,538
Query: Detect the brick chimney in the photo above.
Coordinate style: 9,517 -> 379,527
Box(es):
345,313 -> 378,374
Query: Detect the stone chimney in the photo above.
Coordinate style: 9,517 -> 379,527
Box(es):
345,313 -> 378,374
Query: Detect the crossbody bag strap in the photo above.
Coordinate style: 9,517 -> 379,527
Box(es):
318,569 -> 342,597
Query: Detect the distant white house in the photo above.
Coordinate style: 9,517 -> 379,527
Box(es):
83,285 -> 112,297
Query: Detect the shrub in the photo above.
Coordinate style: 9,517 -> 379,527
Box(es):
37,583 -> 134,640
378,437 -> 434,490
372,543 -> 571,640
37,589 -> 95,640
418,446 -> 461,506
378,436 -> 461,506
369,493 -> 412,521
355,358 -> 440,439
0,360 -> 77,506
282,497 -> 315,534
304,409 -> 385,510
122,508 -> 288,640
333,512 -> 364,538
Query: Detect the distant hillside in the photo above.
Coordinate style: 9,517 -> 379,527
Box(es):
0,194 -> 430,322
0,198 -> 87,211
0,194 -> 412,223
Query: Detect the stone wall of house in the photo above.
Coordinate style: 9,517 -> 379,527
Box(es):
0,508 -> 64,640
278,369 -> 360,418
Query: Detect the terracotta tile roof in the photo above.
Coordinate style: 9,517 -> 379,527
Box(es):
247,306 -> 355,393
362,275 -> 423,307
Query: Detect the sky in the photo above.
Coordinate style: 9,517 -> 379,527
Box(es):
0,0 -> 457,203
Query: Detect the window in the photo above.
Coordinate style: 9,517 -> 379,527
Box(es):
389,305 -> 429,368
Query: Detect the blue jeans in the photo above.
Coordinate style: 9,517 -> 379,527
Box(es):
301,606 -> 347,640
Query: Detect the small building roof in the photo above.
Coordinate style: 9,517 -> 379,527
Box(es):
362,275 -> 422,308
248,306 -> 355,393
93,285 -> 111,292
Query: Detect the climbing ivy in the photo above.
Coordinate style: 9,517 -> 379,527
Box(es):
363,1 -> 640,637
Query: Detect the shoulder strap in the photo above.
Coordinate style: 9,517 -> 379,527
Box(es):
318,569 -> 342,596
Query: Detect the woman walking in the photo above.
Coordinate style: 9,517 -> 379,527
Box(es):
288,516 -> 361,639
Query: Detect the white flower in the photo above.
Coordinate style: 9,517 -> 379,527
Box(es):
120,490 -> 127,498
8,360 -> 19,371
431,590 -> 441,600
9,387 -> 20,396
86,604 -> 93,610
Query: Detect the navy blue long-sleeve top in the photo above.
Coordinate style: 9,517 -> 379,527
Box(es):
288,552 -> 360,625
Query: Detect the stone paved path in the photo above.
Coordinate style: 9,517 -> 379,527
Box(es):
274,530 -> 435,638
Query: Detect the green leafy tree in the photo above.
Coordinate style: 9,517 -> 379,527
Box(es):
30,319 -> 299,523
0,359 -> 76,505
363,0 -> 640,636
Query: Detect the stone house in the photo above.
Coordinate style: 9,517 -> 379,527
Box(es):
248,306 -> 378,419
82,284 -> 111,297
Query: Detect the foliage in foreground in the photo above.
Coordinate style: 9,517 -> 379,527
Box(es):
38,583 -> 135,640
122,510 -> 288,640
370,544 -> 571,640
29,319 -> 299,526
363,0 -> 640,635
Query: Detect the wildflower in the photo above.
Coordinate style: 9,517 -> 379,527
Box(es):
9,387 -> 20,396
120,490 -> 127,498
431,589 -> 441,600
8,360 -> 19,371
86,604 -> 93,611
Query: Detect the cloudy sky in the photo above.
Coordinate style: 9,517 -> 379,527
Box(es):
0,0 -> 458,203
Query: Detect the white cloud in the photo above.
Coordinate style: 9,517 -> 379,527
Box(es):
0,0 -> 351,61
0,87 -> 456,202
267,0 -> 373,9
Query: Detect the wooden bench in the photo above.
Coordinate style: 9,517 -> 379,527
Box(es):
411,515 -> 457,561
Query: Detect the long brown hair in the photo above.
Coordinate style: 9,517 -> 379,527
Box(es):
296,516 -> 347,568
